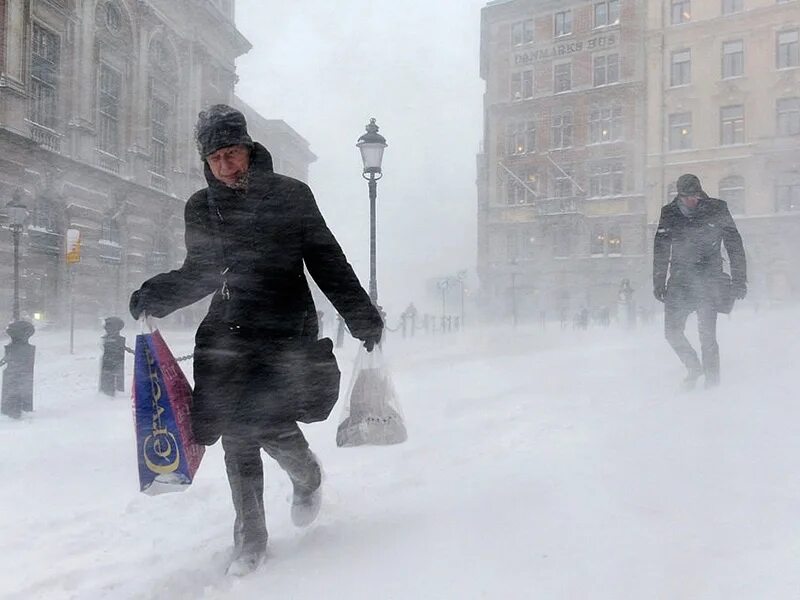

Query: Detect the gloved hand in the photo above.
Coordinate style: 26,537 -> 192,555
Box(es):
653,284 -> 667,303
129,289 -> 148,320
732,280 -> 747,300
362,329 -> 382,353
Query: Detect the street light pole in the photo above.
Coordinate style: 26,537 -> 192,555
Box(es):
7,190 -> 28,321
368,175 -> 378,303
357,118 -> 387,305
12,225 -> 20,321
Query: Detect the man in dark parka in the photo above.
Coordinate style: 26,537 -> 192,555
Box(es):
129,105 -> 383,576
653,173 -> 747,389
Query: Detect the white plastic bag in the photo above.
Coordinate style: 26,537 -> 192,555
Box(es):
336,345 -> 407,447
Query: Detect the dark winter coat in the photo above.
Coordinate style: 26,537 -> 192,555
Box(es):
653,195 -> 746,309
136,143 -> 382,443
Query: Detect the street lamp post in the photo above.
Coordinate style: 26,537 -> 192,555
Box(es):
437,279 -> 449,322
456,270 -> 467,328
357,118 -> 387,304
509,258 -> 519,328
7,190 -> 28,321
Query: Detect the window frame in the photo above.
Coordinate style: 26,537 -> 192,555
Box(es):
97,62 -> 122,157
30,22 -> 61,129
593,53 -> 620,87
553,61 -> 572,94
721,0 -> 744,15
594,0 -> 621,28
551,111 -> 574,149
554,10 -> 573,38
777,29 -> 800,69
719,175 -> 745,215
512,19 -> 535,46
722,39 -> 744,79
670,48 -> 692,86
671,0 -> 692,24
668,112 -> 693,151
720,104 -> 745,145
776,97 -> 800,136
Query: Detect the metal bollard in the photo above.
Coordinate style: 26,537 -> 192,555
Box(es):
1,320 -> 35,418
100,316 -> 126,397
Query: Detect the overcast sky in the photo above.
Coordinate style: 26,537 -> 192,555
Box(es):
235,0 -> 487,314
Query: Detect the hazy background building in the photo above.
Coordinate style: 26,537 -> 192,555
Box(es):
479,0 -> 800,323
645,0 -> 800,304
478,0 -> 649,322
0,0 -> 315,326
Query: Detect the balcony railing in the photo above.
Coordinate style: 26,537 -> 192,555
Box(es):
28,121 -> 62,153
149,172 -> 168,193
95,149 -> 122,174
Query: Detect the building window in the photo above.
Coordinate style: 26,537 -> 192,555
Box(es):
554,10 -> 572,37
97,64 -> 121,156
720,105 -> 745,145
554,63 -> 572,93
589,104 -> 623,143
777,97 -> 800,136
505,120 -> 536,155
607,227 -> 622,255
100,217 -> 121,244
150,97 -> 169,176
776,175 -> 800,211
523,228 -> 537,258
507,230 -> 519,261
777,30 -> 800,69
722,0 -> 743,14
719,176 -> 745,214
591,226 -> 606,255
722,40 -> 744,78
669,112 -> 692,150
30,23 -> 60,129
589,160 -> 624,197
553,166 -> 574,198
511,70 -> 534,101
671,0 -> 691,24
512,19 -> 535,46
506,170 -> 540,205
553,228 -> 572,258
594,0 -> 620,28
551,111 -> 573,148
667,182 -> 678,203
106,3 -> 122,31
593,54 -> 619,86
671,49 -> 691,86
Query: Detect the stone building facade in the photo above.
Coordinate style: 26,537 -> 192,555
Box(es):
645,0 -> 800,303
478,0 -> 649,321
479,0 -> 800,321
0,0 -> 316,327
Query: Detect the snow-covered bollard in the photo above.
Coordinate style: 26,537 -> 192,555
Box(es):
99,316 -> 126,397
0,320 -> 35,419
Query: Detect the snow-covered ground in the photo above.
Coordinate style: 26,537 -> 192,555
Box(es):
1,308 -> 799,600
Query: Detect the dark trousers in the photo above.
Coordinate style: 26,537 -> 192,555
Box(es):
222,422 -> 321,555
664,303 -> 720,384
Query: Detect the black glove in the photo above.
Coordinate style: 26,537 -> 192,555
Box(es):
732,280 -> 747,300
653,284 -> 667,303
362,329 -> 382,353
129,289 -> 148,320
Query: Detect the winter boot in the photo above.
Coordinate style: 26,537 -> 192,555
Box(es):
226,549 -> 265,577
291,482 -> 322,527
681,368 -> 703,392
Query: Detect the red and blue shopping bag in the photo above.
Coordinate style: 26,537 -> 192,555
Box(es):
133,329 -> 204,495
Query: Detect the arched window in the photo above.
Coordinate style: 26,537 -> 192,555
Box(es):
148,36 -> 179,191
719,175 -> 745,215
94,1 -> 133,172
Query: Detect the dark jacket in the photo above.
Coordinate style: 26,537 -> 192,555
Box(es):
653,195 -> 746,308
137,143 -> 382,442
